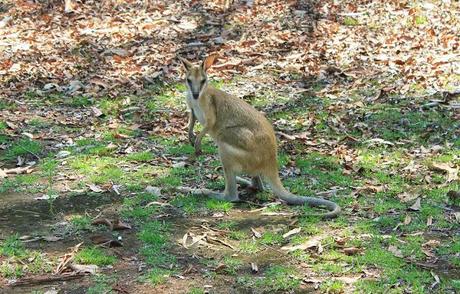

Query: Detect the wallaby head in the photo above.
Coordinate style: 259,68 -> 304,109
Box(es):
179,55 -> 217,100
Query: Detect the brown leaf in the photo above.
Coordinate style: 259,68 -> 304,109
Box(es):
43,235 -> 63,242
114,133 -> 130,139
6,121 -> 18,129
92,218 -> 113,230
88,184 -> 105,193
398,192 -> 419,203
431,163 -> 458,182
422,240 -> 440,248
112,219 -> 132,230
282,227 -> 301,239
281,236 -> 321,252
91,106 -> 103,117
388,245 -> 403,258
70,264 -> 99,275
403,214 -> 412,225
342,247 -> 362,256
214,263 -> 226,273
408,198 -> 421,211
250,228 -> 262,238
426,216 -> 433,226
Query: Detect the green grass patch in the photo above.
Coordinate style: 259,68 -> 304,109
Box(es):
238,240 -> 259,254
221,256 -> 243,275
0,173 -> 41,193
343,16 -> 359,26
87,275 -> 115,294
122,192 -> 160,221
3,138 -> 42,161
259,232 -> 283,246
171,194 -> 203,215
205,199 -> 233,213
0,234 -> 27,258
145,268 -> 171,285
75,247 -> 117,266
138,221 -> 175,267
70,215 -> 93,231
320,280 -> 345,293
125,151 -> 153,162
238,265 -> 300,292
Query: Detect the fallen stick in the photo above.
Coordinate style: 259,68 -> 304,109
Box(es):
8,272 -> 87,287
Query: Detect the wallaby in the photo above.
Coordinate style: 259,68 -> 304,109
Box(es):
179,55 -> 341,218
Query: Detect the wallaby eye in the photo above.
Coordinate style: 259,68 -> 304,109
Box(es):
200,79 -> 206,85
186,78 -> 192,84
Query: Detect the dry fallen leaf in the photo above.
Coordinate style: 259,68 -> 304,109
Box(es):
92,218 -> 113,230
426,216 -> 433,226
408,198 -> 421,211
403,214 -> 412,225
88,184 -> 105,193
281,236 -> 321,252
250,228 -> 262,238
70,264 -> 99,275
342,247 -> 362,256
112,219 -> 132,230
42,235 -> 63,242
388,245 -> 403,258
422,240 -> 440,248
91,106 -> 103,117
282,227 -> 301,239
398,192 -> 419,203
431,163 -> 458,183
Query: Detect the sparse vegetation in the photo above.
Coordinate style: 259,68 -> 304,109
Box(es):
0,0 -> 458,292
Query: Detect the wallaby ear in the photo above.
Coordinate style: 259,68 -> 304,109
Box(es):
201,54 -> 218,72
179,57 -> 193,71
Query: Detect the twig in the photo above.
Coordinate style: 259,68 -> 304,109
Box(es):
8,272 -> 87,287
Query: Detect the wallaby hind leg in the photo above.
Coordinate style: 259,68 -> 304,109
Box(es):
220,165 -> 239,201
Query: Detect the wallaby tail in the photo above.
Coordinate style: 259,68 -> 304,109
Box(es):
265,170 -> 341,219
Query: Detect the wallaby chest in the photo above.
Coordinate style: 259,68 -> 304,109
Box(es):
187,93 -> 206,125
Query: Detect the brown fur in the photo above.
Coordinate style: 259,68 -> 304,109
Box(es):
179,56 -> 340,218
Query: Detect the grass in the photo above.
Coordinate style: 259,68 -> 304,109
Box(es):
75,247 -> 117,266
205,199 -> 233,213
259,232 -> 283,246
126,151 -> 154,162
0,234 -> 27,258
145,268 -> 171,285
343,16 -> 359,26
0,73 -> 459,293
3,138 -> 42,161
70,215 -> 93,231
138,221 -> 175,267
87,275 -> 115,294
238,265 -> 301,292
320,280 -> 345,293
0,235 -> 52,278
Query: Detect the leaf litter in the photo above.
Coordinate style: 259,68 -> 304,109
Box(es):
0,0 -> 459,292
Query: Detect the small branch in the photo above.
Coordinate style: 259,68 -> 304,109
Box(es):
8,272 -> 87,287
